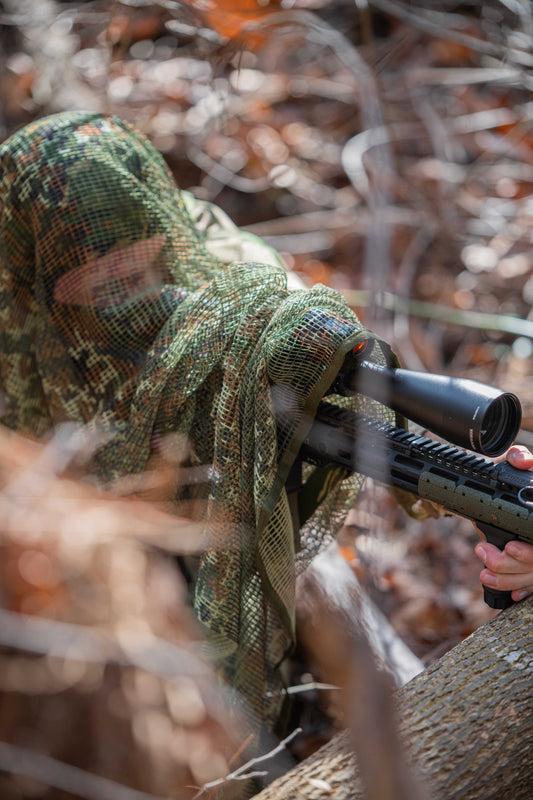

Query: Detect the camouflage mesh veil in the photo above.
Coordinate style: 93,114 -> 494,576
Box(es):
0,112 -> 393,731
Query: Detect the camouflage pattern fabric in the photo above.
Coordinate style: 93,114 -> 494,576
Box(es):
0,112 -> 394,733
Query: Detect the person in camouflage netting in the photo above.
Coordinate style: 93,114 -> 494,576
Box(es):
0,111 -> 395,734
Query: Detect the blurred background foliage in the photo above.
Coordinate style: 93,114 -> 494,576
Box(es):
2,1 -> 533,401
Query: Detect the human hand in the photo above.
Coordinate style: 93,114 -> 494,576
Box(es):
474,445 -> 533,602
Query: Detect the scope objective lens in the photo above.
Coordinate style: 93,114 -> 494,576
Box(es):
479,394 -> 521,456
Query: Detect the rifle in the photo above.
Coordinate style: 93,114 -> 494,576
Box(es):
286,342 -> 532,610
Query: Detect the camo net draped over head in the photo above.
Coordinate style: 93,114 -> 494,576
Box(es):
0,112 -> 393,731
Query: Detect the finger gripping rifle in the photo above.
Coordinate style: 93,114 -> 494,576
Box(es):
291,345 -> 531,610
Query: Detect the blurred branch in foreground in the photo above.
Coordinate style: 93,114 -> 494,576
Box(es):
0,424 -> 248,800
293,543 -> 429,800
0,421 -> 209,557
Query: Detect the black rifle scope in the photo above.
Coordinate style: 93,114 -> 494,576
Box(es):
334,353 -> 522,457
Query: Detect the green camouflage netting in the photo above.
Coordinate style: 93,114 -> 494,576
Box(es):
0,112 -> 394,732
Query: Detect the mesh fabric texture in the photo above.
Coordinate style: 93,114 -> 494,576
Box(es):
0,112 -> 394,731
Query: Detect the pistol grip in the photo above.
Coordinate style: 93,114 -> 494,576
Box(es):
483,586 -> 514,610
477,523 -> 518,611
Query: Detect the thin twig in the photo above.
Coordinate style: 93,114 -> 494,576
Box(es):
286,681 -> 339,695
370,0 -> 533,71
343,290 -> 533,339
192,728 -> 302,799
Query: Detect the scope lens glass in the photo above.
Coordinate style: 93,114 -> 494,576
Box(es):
479,395 -> 521,456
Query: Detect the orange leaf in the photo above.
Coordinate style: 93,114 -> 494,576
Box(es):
193,0 -> 281,49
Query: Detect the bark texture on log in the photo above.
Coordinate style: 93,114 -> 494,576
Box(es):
253,594 -> 533,800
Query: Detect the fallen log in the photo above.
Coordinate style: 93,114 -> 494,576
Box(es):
296,543 -> 425,687
253,590 -> 533,799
